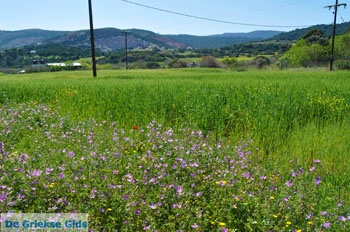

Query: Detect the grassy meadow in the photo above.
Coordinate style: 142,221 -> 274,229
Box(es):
1,68 -> 350,231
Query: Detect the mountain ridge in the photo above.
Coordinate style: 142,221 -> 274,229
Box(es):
0,28 -> 282,50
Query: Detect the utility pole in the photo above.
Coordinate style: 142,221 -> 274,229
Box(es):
88,0 -> 97,77
324,0 -> 347,71
121,31 -> 131,69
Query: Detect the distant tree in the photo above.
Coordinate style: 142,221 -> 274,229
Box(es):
302,29 -> 324,40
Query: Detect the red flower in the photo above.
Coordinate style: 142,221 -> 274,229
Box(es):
133,126 -> 139,130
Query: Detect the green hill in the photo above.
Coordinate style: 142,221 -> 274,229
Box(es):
270,22 -> 350,41
0,29 -> 67,49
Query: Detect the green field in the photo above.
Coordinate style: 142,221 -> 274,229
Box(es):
1,69 -> 349,170
1,68 -> 350,231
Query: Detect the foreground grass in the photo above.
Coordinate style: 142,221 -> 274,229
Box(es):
0,102 -> 349,231
1,69 -> 350,171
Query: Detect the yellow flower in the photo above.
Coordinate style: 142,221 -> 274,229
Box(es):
286,225 -> 289,228
308,222 -> 312,225
107,208 -> 112,211
219,222 -> 226,226
49,183 -> 55,188
270,196 -> 275,200
210,221 -> 215,225
215,181 -> 220,184
286,222 -> 292,225
273,215 -> 278,218
297,230 -> 302,232
222,181 -> 227,184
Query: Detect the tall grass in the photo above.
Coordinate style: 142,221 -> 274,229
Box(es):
1,68 -> 350,171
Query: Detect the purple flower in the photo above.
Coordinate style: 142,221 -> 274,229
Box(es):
306,214 -> 312,219
143,225 -> 150,230
320,211 -> 327,216
67,151 -> 74,157
191,224 -> 198,228
31,169 -> 42,177
314,160 -> 321,163
59,173 -> 65,179
220,228 -> 228,232
337,200 -> 342,207
260,176 -> 266,180
314,177 -> 322,185
285,180 -> 293,187
309,166 -> 315,172
0,193 -> 7,201
323,222 -> 331,228
176,186 -> 183,195
135,209 -> 141,215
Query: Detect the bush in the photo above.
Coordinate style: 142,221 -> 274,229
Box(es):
334,60 -> 350,70
255,56 -> 271,69
169,59 -> 188,68
145,62 -> 160,69
222,57 -> 237,69
199,56 -> 221,68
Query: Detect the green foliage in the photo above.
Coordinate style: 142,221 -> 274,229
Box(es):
334,60 -> 350,70
169,59 -> 188,68
281,40 -> 329,67
334,33 -> 350,60
302,29 -> 324,40
145,62 -> 160,69
270,21 -> 350,41
222,57 -> 237,69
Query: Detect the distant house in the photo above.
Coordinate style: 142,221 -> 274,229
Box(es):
47,63 -> 66,67
71,63 -> 82,69
47,62 -> 82,70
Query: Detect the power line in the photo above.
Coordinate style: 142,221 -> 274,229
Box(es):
120,0 -> 313,28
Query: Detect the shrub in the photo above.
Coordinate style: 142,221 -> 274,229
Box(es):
222,57 -> 237,69
145,62 -> 160,69
334,60 -> 350,70
255,56 -> 271,69
169,59 -> 188,68
199,56 -> 221,68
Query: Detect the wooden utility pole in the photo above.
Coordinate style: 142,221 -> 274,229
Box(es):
88,0 -> 97,77
325,0 -> 347,71
121,31 -> 131,69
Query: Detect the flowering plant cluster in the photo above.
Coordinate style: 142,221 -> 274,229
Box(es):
0,102 -> 349,231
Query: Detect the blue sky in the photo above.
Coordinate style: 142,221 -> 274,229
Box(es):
0,0 -> 349,35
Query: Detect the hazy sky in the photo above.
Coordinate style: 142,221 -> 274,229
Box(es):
0,0 -> 349,35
